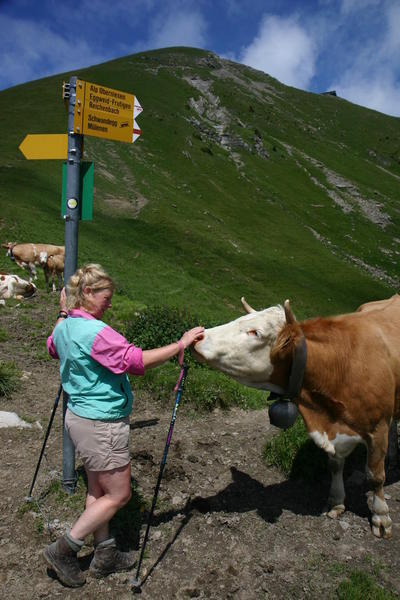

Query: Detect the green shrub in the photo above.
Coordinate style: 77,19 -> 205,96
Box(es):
131,362 -> 266,412
0,326 -> 8,342
125,305 -> 211,368
0,361 -> 20,398
184,368 -> 267,411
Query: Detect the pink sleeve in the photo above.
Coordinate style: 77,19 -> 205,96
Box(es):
90,325 -> 145,375
46,334 -> 59,359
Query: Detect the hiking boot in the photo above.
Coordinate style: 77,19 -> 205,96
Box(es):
89,538 -> 136,578
44,535 -> 86,588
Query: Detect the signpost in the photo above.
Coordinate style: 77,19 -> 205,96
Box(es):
18,75 -> 143,494
19,134 -> 68,160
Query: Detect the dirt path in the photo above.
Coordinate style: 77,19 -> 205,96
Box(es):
1,293 -> 400,599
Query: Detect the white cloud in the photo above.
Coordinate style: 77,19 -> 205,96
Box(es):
147,8 -> 207,49
328,1 -> 400,115
340,0 -> 381,14
239,15 -> 317,89
385,2 -> 400,54
0,15 -> 108,89
334,73 -> 400,117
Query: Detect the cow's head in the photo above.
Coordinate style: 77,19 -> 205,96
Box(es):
1,242 -> 16,258
39,251 -> 48,266
21,281 -> 37,298
193,297 -> 290,389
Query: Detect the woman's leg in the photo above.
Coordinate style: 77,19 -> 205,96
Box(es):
84,469 -> 110,544
70,463 -> 131,542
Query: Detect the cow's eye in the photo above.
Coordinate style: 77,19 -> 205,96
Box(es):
248,330 -> 259,337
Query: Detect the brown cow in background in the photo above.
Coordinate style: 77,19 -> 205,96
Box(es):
2,242 -> 64,289
43,253 -> 64,292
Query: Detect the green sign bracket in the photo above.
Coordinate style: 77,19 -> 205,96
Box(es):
61,161 -> 94,221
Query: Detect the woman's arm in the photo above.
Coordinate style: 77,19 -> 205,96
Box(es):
142,326 -> 204,369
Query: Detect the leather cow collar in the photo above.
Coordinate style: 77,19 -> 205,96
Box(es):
265,332 -> 307,401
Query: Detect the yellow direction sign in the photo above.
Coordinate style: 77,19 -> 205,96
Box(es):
73,79 -> 142,143
19,134 -> 68,160
80,108 -> 138,144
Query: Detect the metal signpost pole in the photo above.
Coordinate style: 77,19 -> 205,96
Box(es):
62,75 -> 83,494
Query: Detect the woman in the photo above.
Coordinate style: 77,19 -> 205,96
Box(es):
44,263 -> 204,587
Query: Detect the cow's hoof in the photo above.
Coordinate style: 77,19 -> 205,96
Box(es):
325,504 -> 345,519
372,514 -> 392,539
372,524 -> 392,539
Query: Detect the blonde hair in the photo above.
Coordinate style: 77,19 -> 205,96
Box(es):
66,263 -> 115,311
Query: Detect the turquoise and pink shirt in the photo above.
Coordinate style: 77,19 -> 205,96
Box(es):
47,309 -> 145,420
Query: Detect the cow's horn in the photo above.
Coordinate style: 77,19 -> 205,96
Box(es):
241,297 -> 256,313
284,299 -> 296,324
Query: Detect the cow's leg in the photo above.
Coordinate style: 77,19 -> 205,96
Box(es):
52,275 -> 56,293
43,267 -> 50,292
385,420 -> 398,470
29,263 -> 38,281
367,423 -> 392,539
308,427 -> 360,519
326,455 -> 346,518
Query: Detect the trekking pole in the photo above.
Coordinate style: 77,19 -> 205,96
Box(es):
131,363 -> 189,591
26,383 -> 63,502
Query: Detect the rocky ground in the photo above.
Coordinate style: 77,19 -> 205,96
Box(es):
1,292 -> 400,599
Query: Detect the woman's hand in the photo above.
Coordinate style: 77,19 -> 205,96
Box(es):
179,326 -> 205,349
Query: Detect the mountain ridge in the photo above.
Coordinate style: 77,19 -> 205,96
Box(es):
0,46 -> 399,320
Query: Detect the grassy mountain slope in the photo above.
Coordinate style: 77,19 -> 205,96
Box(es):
1,47 -> 399,322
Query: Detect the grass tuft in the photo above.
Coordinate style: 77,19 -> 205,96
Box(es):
336,570 -> 398,600
0,361 -> 21,397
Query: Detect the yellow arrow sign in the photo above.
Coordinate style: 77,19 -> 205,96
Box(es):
19,134 -> 68,160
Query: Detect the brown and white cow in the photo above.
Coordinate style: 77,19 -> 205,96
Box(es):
2,242 -> 64,283
193,295 -> 400,539
43,253 -> 64,292
0,273 -> 37,300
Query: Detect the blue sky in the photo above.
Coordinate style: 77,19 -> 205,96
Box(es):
1,0 -> 399,116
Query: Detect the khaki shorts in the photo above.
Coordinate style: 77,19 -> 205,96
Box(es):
65,408 -> 130,472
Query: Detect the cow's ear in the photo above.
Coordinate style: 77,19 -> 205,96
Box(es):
284,299 -> 296,324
